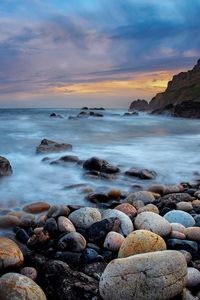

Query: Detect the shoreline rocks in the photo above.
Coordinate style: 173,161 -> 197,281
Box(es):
0,156 -> 13,177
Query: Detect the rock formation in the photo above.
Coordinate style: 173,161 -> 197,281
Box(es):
129,99 -> 149,111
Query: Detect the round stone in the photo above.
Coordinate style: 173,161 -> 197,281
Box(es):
186,267 -> 200,288
0,215 -> 20,228
23,202 -> 50,214
0,273 -> 46,300
134,212 -> 171,237
118,229 -> 166,258
176,202 -> 193,212
103,232 -> 125,252
170,231 -> 186,239
179,250 -> 192,264
124,191 -> 155,205
137,204 -> 159,214
57,232 -> 86,252
0,237 -> 24,270
164,210 -> 195,228
115,203 -> 137,219
99,250 -> 187,300
102,209 -> 133,236
171,223 -> 186,233
57,216 -> 76,233
148,184 -> 166,195
184,227 -> 200,242
20,267 -> 37,281
107,189 -> 121,199
68,207 -> 101,229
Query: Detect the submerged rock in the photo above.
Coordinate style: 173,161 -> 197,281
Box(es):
68,207 -> 101,229
0,156 -> 12,177
36,139 -> 72,154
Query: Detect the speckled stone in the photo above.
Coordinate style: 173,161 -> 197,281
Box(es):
114,203 -> 137,219
164,210 -> 195,228
137,204 -> 159,214
57,216 -> 76,233
103,232 -> 125,252
0,237 -> 24,270
68,207 -> 101,229
99,250 -> 187,300
20,267 -> 37,281
118,229 -> 166,258
176,202 -> 193,212
186,267 -> 200,288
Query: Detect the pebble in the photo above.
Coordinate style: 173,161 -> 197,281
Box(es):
99,250 -> 187,300
47,205 -> 70,218
57,216 -> 76,233
68,207 -> 101,229
184,227 -> 200,242
0,237 -> 24,269
148,184 -> 166,195
43,217 -> 58,237
186,267 -> 200,288
176,201 -> 193,212
0,273 -> 47,300
123,191 -> 155,205
0,215 -> 20,228
57,232 -> 86,252
107,189 -> 121,200
137,203 -> 159,214
103,231 -> 125,252
102,209 -> 133,236
20,267 -> 37,281
164,210 -> 195,228
23,202 -> 50,214
170,230 -> 186,239
118,229 -> 166,258
114,203 -> 137,219
134,212 -> 171,237
171,223 -> 186,233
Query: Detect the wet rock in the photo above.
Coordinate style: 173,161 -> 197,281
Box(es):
47,205 -> 70,218
41,260 -> 98,300
184,227 -> 200,242
57,216 -> 76,233
0,156 -> 13,177
125,168 -> 157,179
87,218 -> 121,243
0,237 -> 24,270
162,193 -> 192,203
36,139 -> 72,154
114,203 -> 137,219
68,207 -> 101,229
23,202 -> 50,214
20,267 -> 37,281
51,155 -> 79,166
99,250 -> 187,300
83,157 -> 120,174
0,215 -> 20,228
102,209 -> 133,236
135,211 -> 171,237
118,229 -> 166,258
50,113 -> 63,118
43,217 -> 58,237
0,273 -> 47,300
166,239 -> 198,257
148,184 -> 166,195
164,185 -> 185,194
164,210 -> 195,227
186,267 -> 200,288
103,231 -> 125,252
86,193 -> 109,203
57,232 -> 86,252
124,191 -> 155,205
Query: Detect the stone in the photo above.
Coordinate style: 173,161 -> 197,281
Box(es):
164,210 -> 195,228
170,231 -> 186,239
0,215 -> 20,228
148,184 -> 166,195
181,288 -> 199,300
115,203 -> 137,219
103,232 -> 125,252
102,209 -> 133,236
27,230 -> 49,248
164,185 -> 185,194
81,262 -> 107,280
184,227 -> 200,242
162,193 -> 192,203
47,205 -> 70,218
57,216 -> 76,233
0,273 -> 46,300
43,217 -> 58,237
23,202 -> 50,214
176,202 -> 193,212
166,239 -> 198,257
107,189 -> 121,200
83,157 -> 119,174
57,232 -> 86,252
87,218 -> 121,243
124,191 -> 155,205
68,207 -> 101,229
125,168 -> 157,180
55,251 -> 82,268
86,193 -> 109,203
20,267 -> 37,281
179,250 -> 192,264
99,250 -> 187,300
171,223 -> 186,233
15,228 -> 30,243
186,267 -> 200,287
134,212 -> 171,237
118,229 -> 166,258
36,139 -> 72,154
0,237 -> 24,269
0,156 -> 12,177
137,203 -> 159,214
81,248 -> 103,264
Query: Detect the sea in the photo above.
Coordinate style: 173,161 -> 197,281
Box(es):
1,108 -> 200,209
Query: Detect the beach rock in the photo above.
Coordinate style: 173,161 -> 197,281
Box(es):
0,237 -> 24,269
68,207 -> 101,229
102,209 -> 133,236
86,192 -> 109,203
99,250 -> 187,300
57,232 -> 86,252
186,267 -> 200,287
0,215 -> 20,228
55,251 -> 82,268
0,156 -> 12,177
124,191 -> 155,205
23,202 -> 50,214
164,185 -> 185,194
57,216 -> 76,233
27,230 -> 49,248
0,273 -> 46,300
81,262 -> 107,280
51,155 -> 79,165
162,193 -> 192,203
134,212 -> 171,237
41,260 -> 98,300
164,210 -> 195,227
130,200 -> 144,209
87,218 -> 121,243
47,205 -> 70,218
36,139 -> 72,154
115,203 -> 137,219
176,202 -> 193,212
43,217 -> 58,237
20,267 -> 37,281
15,228 -> 30,243
83,157 -> 119,174
125,168 -> 157,180
184,227 -> 200,242
107,189 -> 121,200
118,229 -> 166,258
148,184 -> 166,195
103,232 -> 125,252
166,239 -> 198,257
171,223 -> 186,233
170,231 -> 186,239
137,203 -> 159,214
81,248 -> 103,264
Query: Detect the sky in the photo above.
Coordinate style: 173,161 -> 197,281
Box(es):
0,0 -> 200,108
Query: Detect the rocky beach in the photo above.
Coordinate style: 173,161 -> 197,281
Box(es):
0,108 -> 200,299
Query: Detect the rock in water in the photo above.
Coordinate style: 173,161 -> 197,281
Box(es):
0,156 -> 12,177
0,237 -> 24,270
36,139 -> 72,154
0,273 -> 46,300
99,250 -> 187,300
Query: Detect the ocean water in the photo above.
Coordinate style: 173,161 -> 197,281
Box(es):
0,108 -> 200,208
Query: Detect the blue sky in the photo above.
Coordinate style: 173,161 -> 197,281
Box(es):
0,0 -> 200,107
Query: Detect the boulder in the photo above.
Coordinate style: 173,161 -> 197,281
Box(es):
0,237 -> 24,270
0,156 -> 12,177
68,207 -> 101,229
36,139 -> 72,154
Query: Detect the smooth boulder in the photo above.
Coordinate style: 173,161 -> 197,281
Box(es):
0,237 -> 24,269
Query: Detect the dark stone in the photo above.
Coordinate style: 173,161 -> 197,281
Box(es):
125,168 -> 157,180
15,228 -> 29,243
47,205 -> 70,218
0,156 -> 13,177
27,230 -> 49,248
173,101 -> 200,119
36,139 -> 72,154
86,193 -> 109,203
41,260 -> 99,300
166,239 -> 199,258
50,155 -> 79,166
190,260 -> 200,271
50,113 -> 57,117
161,193 -> 192,203
55,251 -> 82,268
129,99 -> 149,111
44,218 -> 58,237
83,157 -> 119,174
99,249 -> 115,262
81,248 -> 104,265
57,232 -> 86,252
81,262 -> 107,280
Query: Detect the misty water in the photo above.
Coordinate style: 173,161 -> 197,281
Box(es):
1,108 -> 200,209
